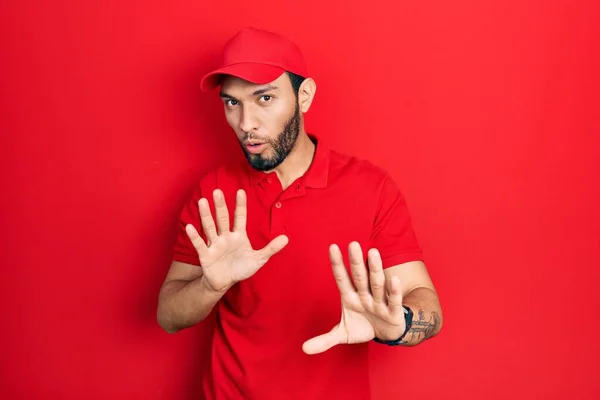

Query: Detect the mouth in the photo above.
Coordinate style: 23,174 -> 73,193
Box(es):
244,142 -> 267,154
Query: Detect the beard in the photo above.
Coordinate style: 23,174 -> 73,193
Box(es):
241,103 -> 301,172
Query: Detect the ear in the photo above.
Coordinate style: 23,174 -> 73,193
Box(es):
297,78 -> 317,113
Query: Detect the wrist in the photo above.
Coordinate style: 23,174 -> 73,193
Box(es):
373,305 -> 413,346
199,276 -> 230,298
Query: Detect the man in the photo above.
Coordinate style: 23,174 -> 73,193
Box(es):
157,27 -> 443,400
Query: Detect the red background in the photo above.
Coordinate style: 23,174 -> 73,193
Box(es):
1,1 -> 599,399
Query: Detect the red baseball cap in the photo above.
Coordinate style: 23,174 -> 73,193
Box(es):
200,27 -> 309,92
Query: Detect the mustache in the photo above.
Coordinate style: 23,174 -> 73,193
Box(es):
242,133 -> 272,143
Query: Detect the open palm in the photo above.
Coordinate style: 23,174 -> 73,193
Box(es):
302,242 -> 406,354
186,189 -> 289,292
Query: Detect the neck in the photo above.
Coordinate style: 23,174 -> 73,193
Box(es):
271,132 -> 316,190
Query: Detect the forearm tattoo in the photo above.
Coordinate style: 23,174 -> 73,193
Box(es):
405,310 -> 441,343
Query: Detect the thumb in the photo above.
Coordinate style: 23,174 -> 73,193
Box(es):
302,325 -> 342,355
257,234 -> 289,262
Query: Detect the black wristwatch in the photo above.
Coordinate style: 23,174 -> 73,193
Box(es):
373,305 -> 413,346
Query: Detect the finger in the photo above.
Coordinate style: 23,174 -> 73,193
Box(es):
348,242 -> 370,298
386,275 -> 404,315
232,189 -> 247,232
257,234 -> 289,264
198,198 -> 218,243
302,326 -> 343,355
367,248 -> 385,304
213,189 -> 230,234
330,244 -> 355,296
185,223 -> 208,262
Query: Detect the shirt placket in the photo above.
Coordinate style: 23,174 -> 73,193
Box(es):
261,176 -> 307,236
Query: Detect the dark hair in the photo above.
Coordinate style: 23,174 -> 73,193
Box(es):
286,71 -> 306,96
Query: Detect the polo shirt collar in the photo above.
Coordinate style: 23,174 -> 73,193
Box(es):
245,134 -> 330,188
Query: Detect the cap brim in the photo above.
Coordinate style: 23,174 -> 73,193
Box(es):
200,63 -> 286,92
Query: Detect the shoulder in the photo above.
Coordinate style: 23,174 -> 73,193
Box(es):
187,159 -> 248,200
199,158 -> 248,187
328,148 -> 392,190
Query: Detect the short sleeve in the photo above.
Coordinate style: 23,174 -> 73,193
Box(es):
371,175 -> 424,268
172,185 -> 203,266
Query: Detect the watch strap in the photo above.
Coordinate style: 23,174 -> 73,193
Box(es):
373,305 -> 413,346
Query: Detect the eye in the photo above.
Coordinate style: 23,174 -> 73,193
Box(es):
259,95 -> 273,103
225,99 -> 239,107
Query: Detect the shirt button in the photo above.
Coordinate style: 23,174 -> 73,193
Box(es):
275,202 -> 282,208
267,177 -> 272,183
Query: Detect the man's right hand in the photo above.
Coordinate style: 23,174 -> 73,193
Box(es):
185,188 -> 289,293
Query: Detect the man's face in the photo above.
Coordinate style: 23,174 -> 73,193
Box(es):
219,73 -> 301,171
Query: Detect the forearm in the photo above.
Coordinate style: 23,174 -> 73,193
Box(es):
401,287 -> 443,346
157,277 -> 226,334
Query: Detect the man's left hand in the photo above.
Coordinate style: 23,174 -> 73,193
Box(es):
302,241 -> 406,355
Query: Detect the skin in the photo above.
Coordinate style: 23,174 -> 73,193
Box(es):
157,72 -> 443,352
219,73 -> 317,189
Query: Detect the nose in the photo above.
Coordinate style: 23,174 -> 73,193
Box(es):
238,106 -> 259,134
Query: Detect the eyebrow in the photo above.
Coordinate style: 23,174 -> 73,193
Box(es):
252,85 -> 278,95
219,85 -> 279,99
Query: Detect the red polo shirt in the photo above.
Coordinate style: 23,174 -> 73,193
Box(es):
172,135 -> 423,400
